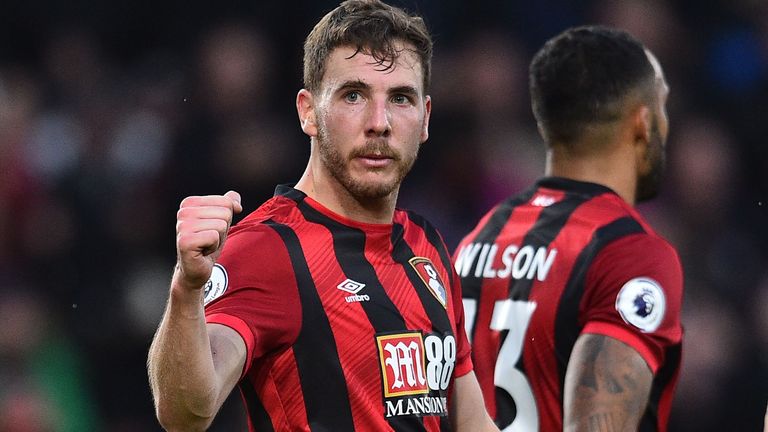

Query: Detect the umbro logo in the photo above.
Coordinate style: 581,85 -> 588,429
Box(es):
337,278 -> 365,293
337,278 -> 370,303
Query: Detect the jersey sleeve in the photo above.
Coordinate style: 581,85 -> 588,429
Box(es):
204,225 -> 301,378
450,266 -> 474,378
580,233 -> 683,373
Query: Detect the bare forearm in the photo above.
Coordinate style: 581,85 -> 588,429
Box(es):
451,372 -> 499,432
563,334 -> 652,432
148,277 -> 219,431
148,191 -> 244,430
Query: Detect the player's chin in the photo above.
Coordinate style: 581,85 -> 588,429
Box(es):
348,174 -> 401,199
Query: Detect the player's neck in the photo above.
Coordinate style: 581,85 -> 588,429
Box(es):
546,150 -> 637,205
295,163 -> 398,224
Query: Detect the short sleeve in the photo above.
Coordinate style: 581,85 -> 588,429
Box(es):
204,225 -> 301,377
580,233 -> 683,373
450,267 -> 474,378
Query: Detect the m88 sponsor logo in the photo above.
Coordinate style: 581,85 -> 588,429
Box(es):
376,331 -> 456,418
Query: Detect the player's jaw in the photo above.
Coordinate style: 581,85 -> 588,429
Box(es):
636,117 -> 666,203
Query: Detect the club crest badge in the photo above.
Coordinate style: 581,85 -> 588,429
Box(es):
409,257 -> 447,308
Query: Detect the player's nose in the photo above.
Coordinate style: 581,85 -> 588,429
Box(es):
365,98 -> 391,137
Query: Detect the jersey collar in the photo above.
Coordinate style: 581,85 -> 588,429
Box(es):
536,177 -> 618,197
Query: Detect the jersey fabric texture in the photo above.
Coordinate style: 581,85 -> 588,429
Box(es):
205,185 -> 472,432
455,177 -> 683,432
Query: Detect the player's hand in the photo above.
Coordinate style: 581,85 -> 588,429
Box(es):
174,191 -> 242,291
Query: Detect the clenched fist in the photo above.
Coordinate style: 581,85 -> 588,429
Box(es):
174,191 -> 242,291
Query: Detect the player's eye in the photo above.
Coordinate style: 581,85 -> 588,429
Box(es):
391,94 -> 410,105
344,91 -> 361,103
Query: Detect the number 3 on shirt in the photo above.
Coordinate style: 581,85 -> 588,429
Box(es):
463,299 -> 539,431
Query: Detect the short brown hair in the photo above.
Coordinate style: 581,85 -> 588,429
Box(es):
303,0 -> 433,93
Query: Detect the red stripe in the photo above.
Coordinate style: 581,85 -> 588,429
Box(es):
526,192 -> 629,429
398,214 -> 475,380
471,197 -> 546,419
394,214 -> 444,329
291,208 -> 386,430
261,349 -> 309,429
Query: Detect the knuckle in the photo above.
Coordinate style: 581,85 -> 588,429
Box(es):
203,229 -> 219,242
177,207 -> 198,223
179,196 -> 195,208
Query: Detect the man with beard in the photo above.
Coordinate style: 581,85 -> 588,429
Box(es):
454,26 -> 683,431
147,1 -> 497,431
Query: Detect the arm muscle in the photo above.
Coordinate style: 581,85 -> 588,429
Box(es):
147,279 -> 246,431
563,333 -> 652,432
451,371 -> 499,432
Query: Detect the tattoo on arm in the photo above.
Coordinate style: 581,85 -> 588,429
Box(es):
578,335 -> 603,391
588,412 -> 617,432
564,334 -> 653,432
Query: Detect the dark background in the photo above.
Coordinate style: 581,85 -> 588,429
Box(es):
1,0 -> 767,430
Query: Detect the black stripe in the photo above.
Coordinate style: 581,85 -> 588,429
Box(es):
639,343 -> 681,432
392,220 -> 455,338
391,221 -> 452,431
460,187 -> 538,300
507,193 -> 591,302
296,202 -> 426,431
297,202 -> 407,331
391,221 -> 451,332
502,193 -> 592,381
553,216 -> 646,399
404,211 -> 453,283
240,377 -> 275,431
401,212 -> 456,323
265,220 -> 356,431
458,187 -> 538,343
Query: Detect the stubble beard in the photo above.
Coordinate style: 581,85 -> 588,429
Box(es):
316,124 -> 418,201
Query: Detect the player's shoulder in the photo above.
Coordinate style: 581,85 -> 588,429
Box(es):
594,229 -> 682,283
454,196 -> 520,249
230,195 -> 301,232
618,229 -> 679,257
396,208 -> 447,242
601,202 -> 679,258
585,200 -> 682,280
397,207 -> 433,229
219,198 -> 301,258
396,208 -> 454,256
217,203 -> 297,278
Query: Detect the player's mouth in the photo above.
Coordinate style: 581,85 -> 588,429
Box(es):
355,154 -> 394,169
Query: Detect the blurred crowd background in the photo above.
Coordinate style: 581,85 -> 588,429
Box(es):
1,0 -> 767,430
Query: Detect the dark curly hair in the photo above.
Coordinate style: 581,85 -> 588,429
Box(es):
530,25 -> 655,145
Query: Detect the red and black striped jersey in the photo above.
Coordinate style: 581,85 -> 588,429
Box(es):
454,177 -> 683,432
204,185 -> 472,431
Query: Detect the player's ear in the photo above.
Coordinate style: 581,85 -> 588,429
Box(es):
631,104 -> 652,172
297,89 -> 318,137
632,105 -> 651,148
420,95 -> 431,143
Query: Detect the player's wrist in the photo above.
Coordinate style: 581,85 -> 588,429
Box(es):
172,262 -> 210,291
170,264 -> 209,306
168,280 -> 206,318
